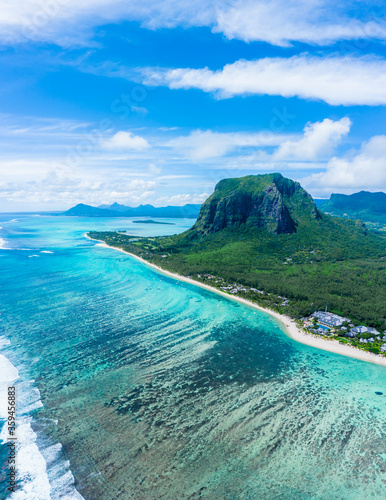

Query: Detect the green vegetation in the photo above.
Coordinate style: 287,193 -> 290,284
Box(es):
319,191 -> 386,227
88,226 -> 386,331
334,331 -> 385,355
88,174 -> 386,333
192,173 -> 321,236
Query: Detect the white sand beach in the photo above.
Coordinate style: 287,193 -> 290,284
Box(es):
87,235 -> 386,368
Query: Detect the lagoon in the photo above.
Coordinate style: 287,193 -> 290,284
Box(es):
0,215 -> 385,499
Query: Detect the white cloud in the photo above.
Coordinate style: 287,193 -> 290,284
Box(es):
101,131 -> 150,151
0,113 -> 382,210
149,162 -> 162,174
130,106 -> 148,115
0,159 -> 58,179
303,135 -> 386,195
168,129 -> 295,160
123,178 -> 156,191
0,1 -> 385,47
218,158 -> 328,171
165,118 -> 351,164
0,168 -> 157,210
155,192 -> 209,205
0,0 -> 213,47
274,118 -> 351,160
157,175 -> 194,179
142,55 -> 386,106
214,0 -> 386,46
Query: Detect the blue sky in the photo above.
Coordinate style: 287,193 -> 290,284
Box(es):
0,0 -> 386,210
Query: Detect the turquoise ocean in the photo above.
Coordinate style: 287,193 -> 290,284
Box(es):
0,214 -> 385,499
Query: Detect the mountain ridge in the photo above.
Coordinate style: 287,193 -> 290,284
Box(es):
318,191 -> 386,224
63,203 -> 201,218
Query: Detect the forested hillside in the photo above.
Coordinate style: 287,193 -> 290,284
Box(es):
88,174 -> 386,329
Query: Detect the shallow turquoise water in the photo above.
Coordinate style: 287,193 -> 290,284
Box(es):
0,215 -> 385,499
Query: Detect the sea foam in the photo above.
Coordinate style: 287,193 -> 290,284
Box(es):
0,238 -> 33,251
0,340 -> 84,500
0,353 -> 19,421
0,238 -> 12,250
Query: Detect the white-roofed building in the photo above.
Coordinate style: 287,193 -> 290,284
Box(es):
311,311 -> 349,328
350,326 -> 379,336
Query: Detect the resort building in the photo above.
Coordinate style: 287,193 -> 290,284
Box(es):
311,311 -> 350,328
350,326 -> 379,336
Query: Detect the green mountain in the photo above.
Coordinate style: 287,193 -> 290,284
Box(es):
193,174 -> 320,235
170,174 -> 382,262
63,203 -> 201,218
64,203 -> 119,217
98,202 -> 132,212
89,174 -> 386,328
319,191 -> 386,224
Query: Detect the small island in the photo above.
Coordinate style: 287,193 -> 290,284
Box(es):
132,220 -> 175,225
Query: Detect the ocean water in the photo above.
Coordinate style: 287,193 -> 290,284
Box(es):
0,214 -> 385,500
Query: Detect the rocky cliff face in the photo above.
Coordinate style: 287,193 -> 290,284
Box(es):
193,173 -> 321,235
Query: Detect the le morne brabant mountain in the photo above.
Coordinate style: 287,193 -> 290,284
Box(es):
89,173 -> 386,331
191,174 -> 321,235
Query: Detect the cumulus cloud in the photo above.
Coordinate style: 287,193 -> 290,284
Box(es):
155,192 -> 210,205
168,129 -> 294,160
101,131 -> 150,151
0,168 -> 157,210
303,135 -> 386,195
165,118 -> 351,163
1,0 -> 385,47
142,55 -> 386,106
274,118 -> 351,160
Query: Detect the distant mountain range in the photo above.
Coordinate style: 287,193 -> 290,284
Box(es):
63,202 -> 201,218
63,189 -> 386,226
317,191 -> 386,224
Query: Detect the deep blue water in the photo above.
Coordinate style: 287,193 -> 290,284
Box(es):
0,214 -> 385,499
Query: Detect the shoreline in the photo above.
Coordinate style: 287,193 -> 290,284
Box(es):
86,235 -> 386,368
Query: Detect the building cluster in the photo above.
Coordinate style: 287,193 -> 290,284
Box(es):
195,274 -> 386,356
197,274 -> 289,305
303,311 -> 386,353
